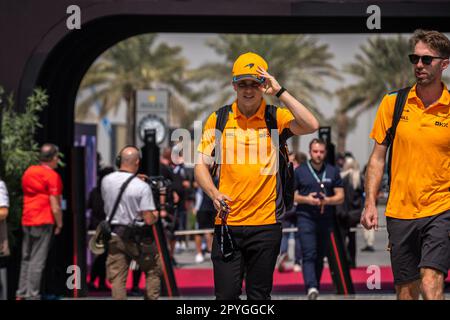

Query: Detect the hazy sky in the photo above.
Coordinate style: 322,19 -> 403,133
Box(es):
156,32 -> 450,166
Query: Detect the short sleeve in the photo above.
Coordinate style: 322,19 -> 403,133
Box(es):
139,184 -> 156,211
197,112 -> 218,156
48,172 -> 63,196
370,94 -> 394,145
294,167 -> 302,190
333,167 -> 344,188
276,107 -> 295,134
0,181 -> 9,207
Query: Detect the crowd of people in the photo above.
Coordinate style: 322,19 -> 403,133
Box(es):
0,29 -> 448,301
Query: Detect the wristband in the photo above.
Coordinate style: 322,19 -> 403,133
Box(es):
275,87 -> 287,98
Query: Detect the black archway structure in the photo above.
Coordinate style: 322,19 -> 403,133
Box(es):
1,0 -> 450,299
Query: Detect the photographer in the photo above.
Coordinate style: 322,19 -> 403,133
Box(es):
101,146 -> 160,300
294,138 -> 344,300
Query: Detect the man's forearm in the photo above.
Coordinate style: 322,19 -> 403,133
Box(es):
280,91 -> 319,134
0,207 -> 8,221
194,163 -> 218,200
325,194 -> 344,205
143,211 -> 158,225
50,195 -> 63,227
365,156 -> 385,207
294,194 -> 311,205
52,209 -> 63,227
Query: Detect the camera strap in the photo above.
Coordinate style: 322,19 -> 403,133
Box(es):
107,172 -> 138,225
306,160 -> 327,193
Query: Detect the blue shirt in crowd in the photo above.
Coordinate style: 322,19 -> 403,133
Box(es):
295,161 -> 344,217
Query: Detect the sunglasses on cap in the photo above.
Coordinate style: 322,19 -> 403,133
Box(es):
408,54 -> 447,65
232,75 -> 265,84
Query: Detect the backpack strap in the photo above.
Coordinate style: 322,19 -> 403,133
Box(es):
385,87 -> 411,147
386,86 -> 411,189
264,105 -> 294,146
215,105 -> 232,133
211,105 -> 231,159
210,105 -> 231,176
265,105 -> 296,210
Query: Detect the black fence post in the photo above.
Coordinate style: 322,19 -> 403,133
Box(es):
141,129 -> 179,297
69,146 -> 87,297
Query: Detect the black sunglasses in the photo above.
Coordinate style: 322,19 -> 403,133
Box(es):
408,54 -> 447,65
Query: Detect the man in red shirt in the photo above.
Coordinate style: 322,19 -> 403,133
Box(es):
16,143 -> 63,300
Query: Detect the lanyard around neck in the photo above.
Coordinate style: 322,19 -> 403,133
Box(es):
307,160 -> 326,190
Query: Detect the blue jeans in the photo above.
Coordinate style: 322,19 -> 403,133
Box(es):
297,212 -> 333,291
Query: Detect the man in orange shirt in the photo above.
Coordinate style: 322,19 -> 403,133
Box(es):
195,52 -> 319,299
16,143 -> 63,300
362,30 -> 450,300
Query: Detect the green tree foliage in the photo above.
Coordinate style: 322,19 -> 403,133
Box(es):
0,87 -> 47,247
76,34 -> 191,141
333,35 -> 415,153
190,34 -> 340,121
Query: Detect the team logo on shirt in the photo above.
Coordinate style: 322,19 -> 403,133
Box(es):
400,115 -> 409,121
435,121 -> 448,128
257,128 -> 270,137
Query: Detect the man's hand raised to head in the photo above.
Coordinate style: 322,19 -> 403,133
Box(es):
257,66 -> 282,96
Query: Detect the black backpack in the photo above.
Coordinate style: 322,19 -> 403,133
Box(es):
211,104 -> 295,210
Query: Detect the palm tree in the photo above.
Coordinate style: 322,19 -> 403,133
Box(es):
76,34 -> 190,144
189,34 -> 340,151
333,35 -> 415,153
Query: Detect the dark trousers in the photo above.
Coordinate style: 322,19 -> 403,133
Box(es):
90,252 -> 107,287
297,213 -> 332,291
341,227 -> 356,268
212,224 -> 282,300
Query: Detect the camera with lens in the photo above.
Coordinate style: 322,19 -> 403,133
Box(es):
147,176 -> 173,211
147,176 -> 178,231
313,192 -> 324,200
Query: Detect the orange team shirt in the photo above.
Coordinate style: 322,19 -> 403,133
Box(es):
370,84 -> 450,219
198,99 -> 294,226
22,165 -> 63,226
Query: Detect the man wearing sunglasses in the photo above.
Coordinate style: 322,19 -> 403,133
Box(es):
362,29 -> 450,300
195,52 -> 319,300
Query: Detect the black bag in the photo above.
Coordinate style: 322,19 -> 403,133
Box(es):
212,104 -> 295,210
96,220 -> 112,245
123,224 -> 154,244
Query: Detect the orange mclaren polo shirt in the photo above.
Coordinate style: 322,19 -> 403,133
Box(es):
198,99 -> 294,226
370,84 -> 450,219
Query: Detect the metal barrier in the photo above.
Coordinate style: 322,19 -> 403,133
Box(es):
87,225 -> 387,237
